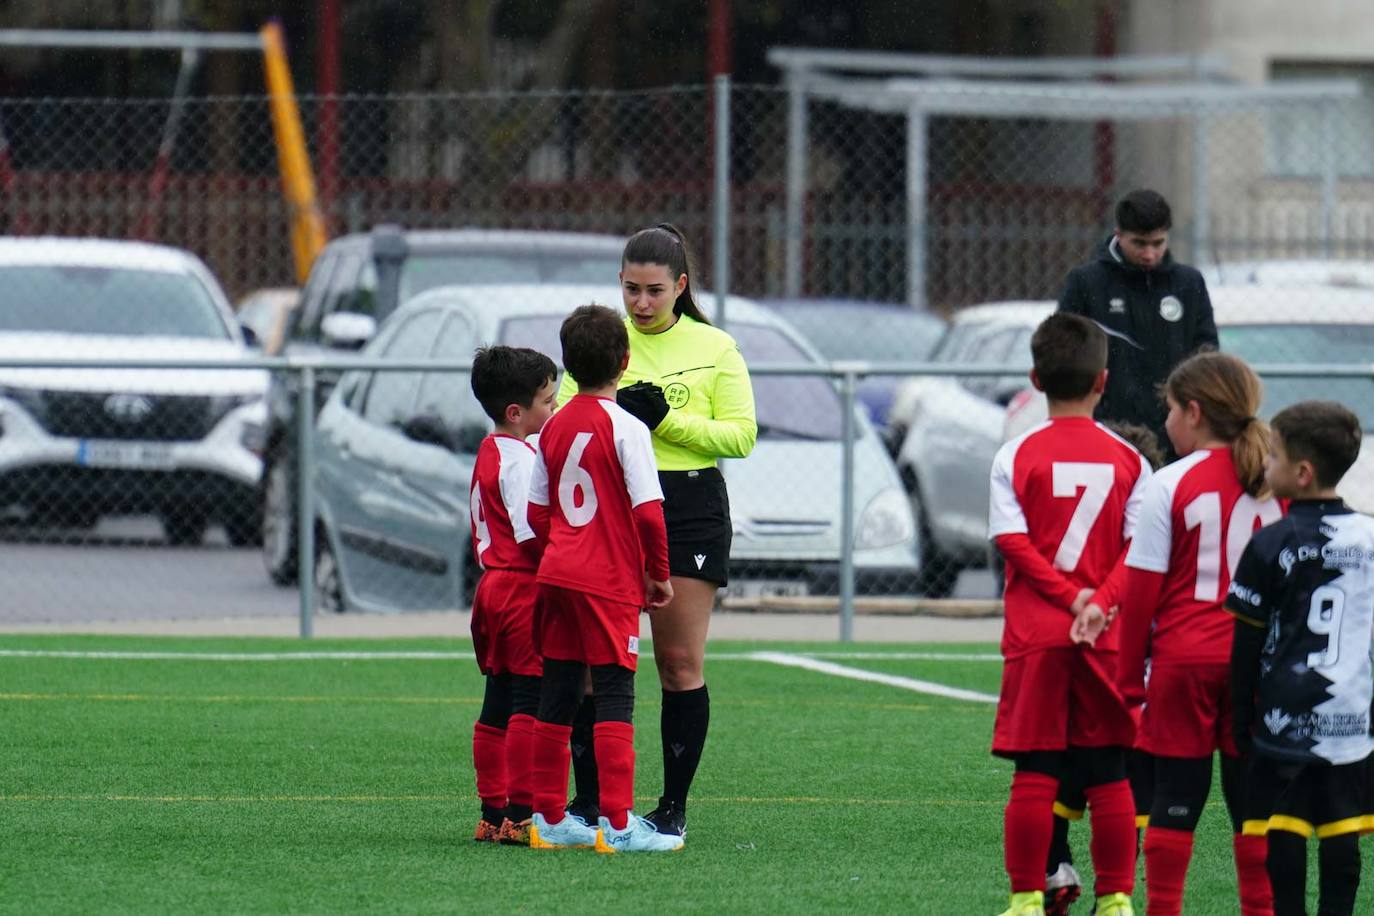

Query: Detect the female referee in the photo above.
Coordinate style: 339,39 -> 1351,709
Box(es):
560,223 -> 756,841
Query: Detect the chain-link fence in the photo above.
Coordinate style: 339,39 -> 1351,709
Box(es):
4,76 -> 1374,634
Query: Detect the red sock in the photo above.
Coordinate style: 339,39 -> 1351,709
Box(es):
1086,780 -> 1137,896
530,721 -> 572,823
505,713 -> 536,809
1233,833 -> 1274,916
1144,826 -> 1195,916
471,722 -> 507,810
1004,771 -> 1059,893
594,721 -> 635,831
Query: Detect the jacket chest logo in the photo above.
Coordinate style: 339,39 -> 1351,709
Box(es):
1159,295 -> 1183,322
1108,298 -> 1125,314
663,382 -> 691,408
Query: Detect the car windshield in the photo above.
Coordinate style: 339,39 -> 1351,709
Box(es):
1219,323 -> 1374,427
499,316 -> 846,441
780,305 -> 944,361
0,265 -> 228,338
399,251 -> 621,302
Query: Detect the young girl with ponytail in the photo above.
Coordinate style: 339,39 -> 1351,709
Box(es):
1115,351 -> 1284,916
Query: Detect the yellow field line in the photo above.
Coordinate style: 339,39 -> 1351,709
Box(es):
0,792 -> 995,806
0,692 -> 483,705
0,692 -> 994,714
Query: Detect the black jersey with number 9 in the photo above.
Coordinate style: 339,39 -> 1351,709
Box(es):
1226,500 -> 1374,765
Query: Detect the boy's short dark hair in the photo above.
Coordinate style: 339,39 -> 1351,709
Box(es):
470,345 -> 558,424
1115,189 -> 1172,234
1031,313 -> 1108,401
1271,400 -> 1362,488
560,304 -> 627,389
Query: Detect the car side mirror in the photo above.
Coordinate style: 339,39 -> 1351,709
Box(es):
321,312 -> 377,350
239,323 -> 261,349
399,414 -> 455,451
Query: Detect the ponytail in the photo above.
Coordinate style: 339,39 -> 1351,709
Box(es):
622,223 -> 712,326
1164,351 -> 1271,498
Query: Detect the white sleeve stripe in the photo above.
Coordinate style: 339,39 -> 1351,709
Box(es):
987,431 -> 1036,541
495,438 -> 537,542
601,400 -> 664,508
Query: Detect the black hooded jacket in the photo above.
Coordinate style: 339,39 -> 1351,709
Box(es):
1057,236 -> 1218,451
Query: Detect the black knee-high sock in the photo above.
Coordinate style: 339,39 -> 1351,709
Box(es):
1046,814 -> 1072,871
569,695 -> 598,808
1318,833 -> 1360,916
1267,830 -> 1308,916
661,684 -> 710,808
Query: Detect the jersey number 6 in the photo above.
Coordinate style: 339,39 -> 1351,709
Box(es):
558,432 -> 599,527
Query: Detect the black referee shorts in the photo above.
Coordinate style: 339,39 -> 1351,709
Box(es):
659,467 -> 731,586
1243,753 -> 1372,839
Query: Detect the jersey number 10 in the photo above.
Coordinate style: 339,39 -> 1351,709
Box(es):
1183,492 -> 1282,602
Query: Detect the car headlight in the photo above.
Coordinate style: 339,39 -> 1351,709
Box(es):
855,486 -> 915,550
207,393 -> 265,428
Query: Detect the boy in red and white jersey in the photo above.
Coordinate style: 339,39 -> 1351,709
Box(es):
1115,351 -> 1284,916
988,313 -> 1149,916
467,345 -> 558,846
525,304 -> 680,854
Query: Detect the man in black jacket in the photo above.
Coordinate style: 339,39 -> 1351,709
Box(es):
1058,189 -> 1218,459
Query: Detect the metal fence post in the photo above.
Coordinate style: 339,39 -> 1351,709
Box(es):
714,74 -> 731,328
838,368 -> 857,642
784,67 -> 808,298
1191,108 -> 1210,265
297,364 -> 316,639
1321,99 -> 1338,258
906,104 -> 928,310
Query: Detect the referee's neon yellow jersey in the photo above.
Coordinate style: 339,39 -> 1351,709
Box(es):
556,314 -> 757,471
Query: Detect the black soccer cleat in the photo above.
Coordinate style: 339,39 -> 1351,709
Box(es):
566,794 -> 599,828
641,797 -> 687,838
1043,861 -> 1082,916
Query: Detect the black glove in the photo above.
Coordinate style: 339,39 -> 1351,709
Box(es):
616,381 -> 670,430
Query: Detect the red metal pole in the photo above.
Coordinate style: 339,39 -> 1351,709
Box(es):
708,0 -> 732,78
317,0 -> 341,232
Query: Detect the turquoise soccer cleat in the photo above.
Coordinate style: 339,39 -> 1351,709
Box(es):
528,812 -> 597,849
594,814 -> 686,853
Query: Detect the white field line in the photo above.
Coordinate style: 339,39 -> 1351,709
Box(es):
749,651 -> 998,704
0,648 -> 1001,663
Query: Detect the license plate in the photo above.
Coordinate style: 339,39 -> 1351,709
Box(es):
77,440 -> 175,470
722,579 -> 810,600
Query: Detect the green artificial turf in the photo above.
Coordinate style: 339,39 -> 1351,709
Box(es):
2,635 -> 1369,914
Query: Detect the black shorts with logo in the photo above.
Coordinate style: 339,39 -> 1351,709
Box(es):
659,467 -> 732,586
1243,753 -> 1372,839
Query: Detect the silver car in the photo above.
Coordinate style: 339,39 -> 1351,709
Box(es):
887,301 -> 1054,597
311,284 -> 920,612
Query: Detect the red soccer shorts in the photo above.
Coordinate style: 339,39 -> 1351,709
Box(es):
992,646 -> 1136,756
1136,661 -> 1237,758
533,583 -> 641,670
469,568 -> 541,677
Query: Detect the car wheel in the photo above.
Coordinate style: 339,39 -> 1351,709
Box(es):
261,450 -> 299,585
314,532 -> 345,613
911,480 -> 962,599
163,510 -> 209,547
223,500 -> 263,548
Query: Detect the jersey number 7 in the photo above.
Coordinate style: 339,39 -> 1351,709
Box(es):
1052,462 -> 1114,573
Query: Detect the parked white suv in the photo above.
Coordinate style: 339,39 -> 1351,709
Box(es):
0,238 -> 268,544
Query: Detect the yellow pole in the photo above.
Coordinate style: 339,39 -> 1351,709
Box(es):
260,21 -> 327,284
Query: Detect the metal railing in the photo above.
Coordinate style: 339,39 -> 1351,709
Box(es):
3,353 -> 1367,641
